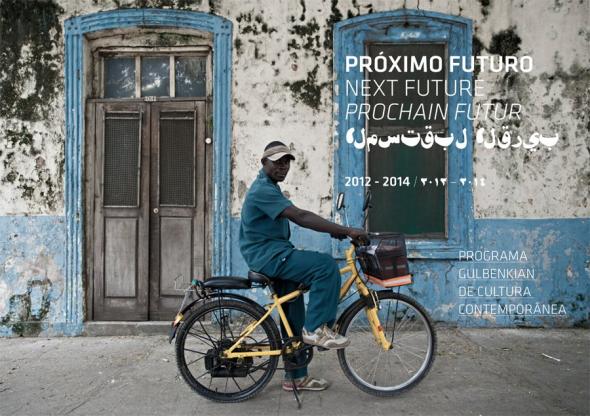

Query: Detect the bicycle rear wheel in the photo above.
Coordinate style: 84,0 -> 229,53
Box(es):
175,298 -> 281,403
337,290 -> 436,396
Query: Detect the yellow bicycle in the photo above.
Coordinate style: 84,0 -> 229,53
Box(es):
169,233 -> 436,403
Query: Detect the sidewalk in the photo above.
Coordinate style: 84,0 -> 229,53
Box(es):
0,329 -> 588,416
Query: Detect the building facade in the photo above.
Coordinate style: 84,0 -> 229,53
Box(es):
0,0 -> 588,336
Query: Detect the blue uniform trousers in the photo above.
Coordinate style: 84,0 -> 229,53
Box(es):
261,250 -> 341,380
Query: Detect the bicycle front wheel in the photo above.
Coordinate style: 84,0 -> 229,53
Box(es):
337,290 -> 436,396
175,298 -> 281,403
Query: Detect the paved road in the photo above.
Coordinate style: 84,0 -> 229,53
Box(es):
0,329 -> 588,416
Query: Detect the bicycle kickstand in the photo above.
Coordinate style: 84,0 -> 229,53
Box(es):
290,373 -> 302,409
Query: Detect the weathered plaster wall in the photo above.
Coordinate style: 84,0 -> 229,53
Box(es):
470,0 -> 590,218
2,0 -> 586,218
0,217 -> 66,336
223,0 -> 590,219
0,0 -> 66,215
0,0 -> 588,335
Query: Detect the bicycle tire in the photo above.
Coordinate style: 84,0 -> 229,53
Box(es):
337,290 -> 437,397
175,298 -> 281,403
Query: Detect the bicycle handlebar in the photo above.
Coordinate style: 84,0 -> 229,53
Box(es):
348,235 -> 370,247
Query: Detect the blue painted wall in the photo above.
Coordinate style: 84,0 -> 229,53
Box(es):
0,212 -> 588,336
231,217 -> 589,328
0,216 -> 67,336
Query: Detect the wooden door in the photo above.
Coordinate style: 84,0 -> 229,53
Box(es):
91,100 -> 207,321
149,101 -> 207,320
93,102 -> 150,320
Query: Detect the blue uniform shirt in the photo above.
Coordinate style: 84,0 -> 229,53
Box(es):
239,169 -> 294,272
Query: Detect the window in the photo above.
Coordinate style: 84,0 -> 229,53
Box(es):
98,50 -> 208,98
366,43 -> 447,238
104,57 -> 135,98
333,11 -> 474,258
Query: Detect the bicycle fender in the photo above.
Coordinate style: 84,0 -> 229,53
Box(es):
335,298 -> 362,332
334,289 -> 393,332
168,292 -> 266,343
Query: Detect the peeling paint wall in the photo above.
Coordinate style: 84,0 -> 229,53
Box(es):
0,0 -> 588,335
229,1 -> 340,217
0,217 -> 66,336
0,0 -> 65,215
470,1 -> 590,218
226,0 -> 590,219
1,0 -> 588,217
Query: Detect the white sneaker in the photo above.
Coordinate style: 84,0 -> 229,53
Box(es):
302,325 -> 350,349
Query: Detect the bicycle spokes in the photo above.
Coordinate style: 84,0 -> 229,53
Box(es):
339,294 -> 434,392
179,303 -> 277,397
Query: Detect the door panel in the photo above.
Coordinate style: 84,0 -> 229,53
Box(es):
149,101 -> 206,320
158,111 -> 197,206
104,217 -> 138,298
159,217 -> 193,296
93,103 -> 150,321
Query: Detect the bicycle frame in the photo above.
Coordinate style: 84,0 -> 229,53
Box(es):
223,244 -> 392,360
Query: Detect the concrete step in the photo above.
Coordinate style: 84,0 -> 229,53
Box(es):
83,321 -> 171,336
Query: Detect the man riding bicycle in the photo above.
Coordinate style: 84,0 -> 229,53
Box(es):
239,141 -> 368,392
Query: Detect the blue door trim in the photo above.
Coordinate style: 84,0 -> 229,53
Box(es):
333,10 -> 474,259
64,9 -> 232,328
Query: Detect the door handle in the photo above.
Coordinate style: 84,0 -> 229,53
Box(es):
153,208 -> 159,214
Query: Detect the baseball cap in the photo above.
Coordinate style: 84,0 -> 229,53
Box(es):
261,141 -> 296,161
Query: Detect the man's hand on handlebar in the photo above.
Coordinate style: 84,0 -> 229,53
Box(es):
347,228 -> 369,245
330,228 -> 368,243
330,231 -> 348,240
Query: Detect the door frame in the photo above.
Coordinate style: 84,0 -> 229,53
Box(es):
64,10 -> 232,329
